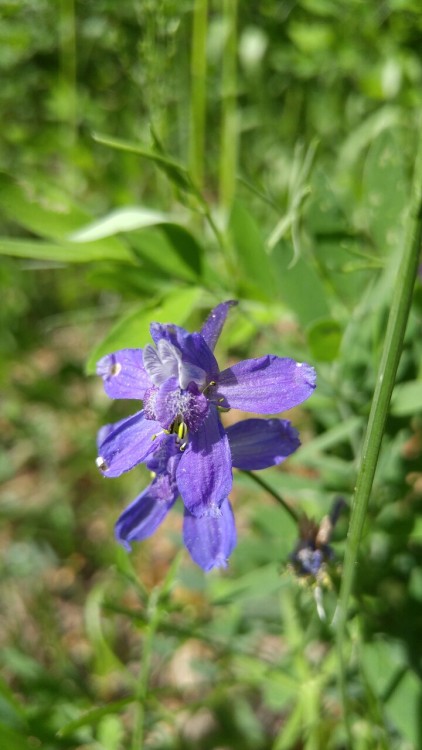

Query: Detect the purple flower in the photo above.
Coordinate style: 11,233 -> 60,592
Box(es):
96,301 -> 316,571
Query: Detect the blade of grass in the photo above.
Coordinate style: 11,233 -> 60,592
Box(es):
189,0 -> 208,191
219,0 -> 238,215
335,123 -> 422,742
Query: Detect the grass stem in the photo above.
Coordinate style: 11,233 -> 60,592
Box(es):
189,0 -> 208,192
219,0 -> 238,216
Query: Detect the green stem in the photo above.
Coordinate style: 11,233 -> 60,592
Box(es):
131,553 -> 182,750
196,194 -> 238,278
335,126 -> 422,737
189,0 -> 208,191
219,0 -> 238,215
131,588 -> 160,750
243,470 -> 299,524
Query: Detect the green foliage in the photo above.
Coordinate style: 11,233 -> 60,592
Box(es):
1,1 -> 422,749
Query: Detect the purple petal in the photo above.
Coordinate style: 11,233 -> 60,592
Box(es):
96,349 -> 150,400
183,498 -> 237,571
227,418 -> 300,470
200,300 -> 237,351
96,410 -> 164,477
142,343 -> 177,386
176,405 -> 232,516
143,338 -> 207,390
150,322 -> 218,381
181,332 -> 219,380
217,357 -> 316,413
150,322 -> 189,349
146,435 -> 182,475
115,477 -> 179,550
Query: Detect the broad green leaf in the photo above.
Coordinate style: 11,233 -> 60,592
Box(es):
0,723 -> 32,750
306,170 -> 375,308
86,286 -> 203,373
69,206 -> 171,242
272,239 -> 330,326
96,715 -> 125,750
315,237 -> 376,308
361,638 -> 407,698
87,263 -> 165,296
390,380 -> 422,416
306,317 -> 342,362
0,237 -> 134,264
362,128 -> 408,253
93,133 -> 197,194
129,224 -> 203,281
306,168 -> 349,235
385,669 -> 421,746
221,303 -> 277,350
410,518 -> 422,544
229,200 -> 276,300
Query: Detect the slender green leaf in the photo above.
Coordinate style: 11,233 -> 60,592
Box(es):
293,416 -> 363,459
211,563 -> 285,605
69,206 -> 171,242
57,698 -> 134,737
93,133 -> 197,194
0,237 -> 134,264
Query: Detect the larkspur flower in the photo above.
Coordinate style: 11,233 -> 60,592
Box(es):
96,301 -> 316,571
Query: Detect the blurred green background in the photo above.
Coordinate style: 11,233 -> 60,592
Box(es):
1,1 -> 422,748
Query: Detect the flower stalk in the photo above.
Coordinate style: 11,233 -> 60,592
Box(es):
243,470 -> 299,524
335,125 -> 422,732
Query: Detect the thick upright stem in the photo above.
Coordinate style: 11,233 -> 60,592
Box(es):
335,126 -> 422,739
